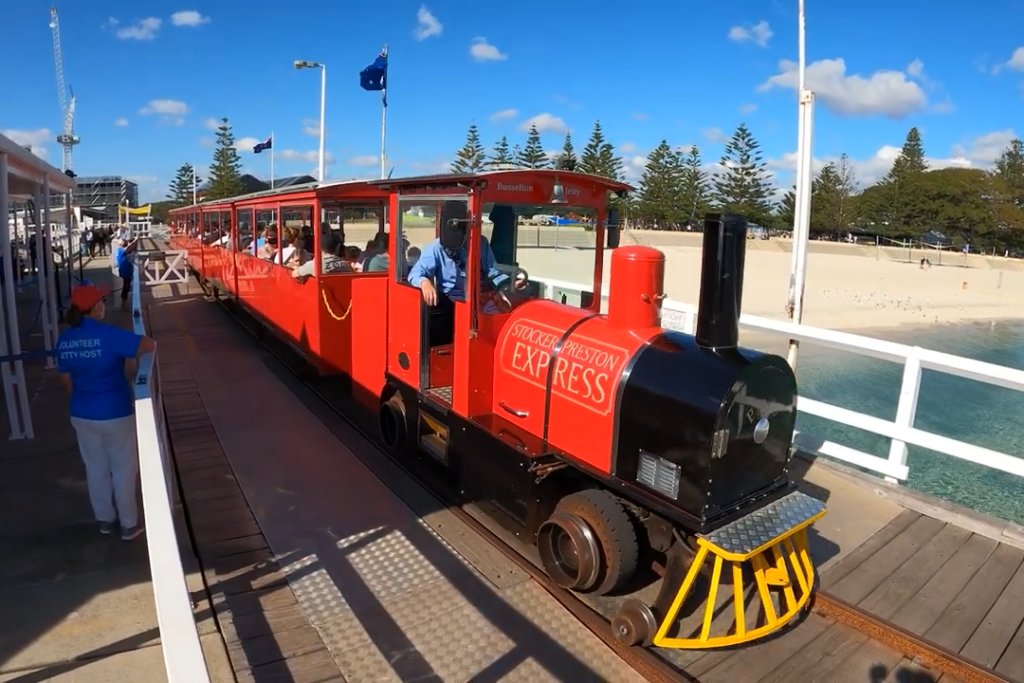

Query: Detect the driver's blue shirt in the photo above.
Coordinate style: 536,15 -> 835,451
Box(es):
407,237 -> 508,302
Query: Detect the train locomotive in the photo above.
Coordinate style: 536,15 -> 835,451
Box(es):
167,170 -> 825,651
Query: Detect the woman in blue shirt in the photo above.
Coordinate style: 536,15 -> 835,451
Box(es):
57,283 -> 156,540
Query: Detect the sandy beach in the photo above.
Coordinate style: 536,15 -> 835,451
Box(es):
342,222 -> 1024,332
517,245 -> 1024,331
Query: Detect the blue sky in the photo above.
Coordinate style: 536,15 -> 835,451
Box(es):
2,0 -> 1023,202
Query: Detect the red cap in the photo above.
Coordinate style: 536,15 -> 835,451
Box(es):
70,284 -> 110,311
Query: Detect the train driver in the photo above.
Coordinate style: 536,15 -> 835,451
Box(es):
408,201 -> 526,308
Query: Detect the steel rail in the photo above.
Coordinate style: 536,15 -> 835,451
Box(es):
194,278 -> 1009,683
209,292 -> 688,683
813,592 -> 1012,683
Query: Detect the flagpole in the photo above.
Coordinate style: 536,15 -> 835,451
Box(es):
192,164 -> 197,204
380,45 -> 388,180
270,132 -> 275,190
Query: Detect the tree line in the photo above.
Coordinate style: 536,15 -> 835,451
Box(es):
452,121 -> 1024,253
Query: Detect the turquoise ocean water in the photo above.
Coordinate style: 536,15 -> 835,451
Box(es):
745,322 -> 1024,525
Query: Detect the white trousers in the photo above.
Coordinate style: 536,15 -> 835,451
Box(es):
70,415 -> 140,528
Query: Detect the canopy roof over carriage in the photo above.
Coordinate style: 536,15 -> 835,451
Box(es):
180,169 -> 635,209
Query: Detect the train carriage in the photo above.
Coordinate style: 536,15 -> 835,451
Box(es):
168,168 -> 825,651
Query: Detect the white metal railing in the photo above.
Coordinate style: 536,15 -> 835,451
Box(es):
131,263 -> 211,683
531,276 -> 1024,484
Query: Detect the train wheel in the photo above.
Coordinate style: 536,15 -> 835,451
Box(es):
537,489 -> 639,596
379,394 -> 407,451
610,599 -> 658,647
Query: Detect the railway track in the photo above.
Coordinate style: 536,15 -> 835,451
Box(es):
193,283 -> 1009,683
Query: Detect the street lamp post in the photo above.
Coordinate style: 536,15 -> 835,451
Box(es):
294,60 -> 326,182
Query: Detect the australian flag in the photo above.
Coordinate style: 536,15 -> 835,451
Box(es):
253,135 -> 272,154
359,46 -> 388,107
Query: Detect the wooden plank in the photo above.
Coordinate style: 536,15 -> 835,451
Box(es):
234,649 -> 347,683
884,657 -> 941,682
960,559 -> 1024,668
197,534 -> 270,560
228,603 -> 312,643
183,483 -> 247,504
893,534 -> 998,635
756,622 -> 869,682
189,505 -> 261,527
192,517 -> 263,542
830,515 -> 946,605
214,584 -> 303,617
226,625 -> 328,669
186,494 -> 254,516
925,543 -> 1024,653
994,615 -> 1024,680
829,638 -> 904,683
859,524 -> 972,619
822,510 -> 921,590
698,613 -> 834,682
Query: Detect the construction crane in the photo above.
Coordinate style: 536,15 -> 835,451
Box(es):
49,7 -> 79,174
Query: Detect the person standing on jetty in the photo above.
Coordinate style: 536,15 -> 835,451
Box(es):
114,237 -> 138,311
57,283 -> 156,541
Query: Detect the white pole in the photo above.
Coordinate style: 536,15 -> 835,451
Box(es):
32,187 -> 54,368
43,177 -> 59,361
785,0 -> 815,370
318,65 -> 327,182
380,45 -> 388,180
270,132 -> 276,190
192,165 -> 197,205
0,152 -> 33,439
380,95 -> 388,180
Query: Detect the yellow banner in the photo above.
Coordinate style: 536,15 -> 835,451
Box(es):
119,205 -> 152,215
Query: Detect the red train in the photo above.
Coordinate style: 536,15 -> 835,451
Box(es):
168,169 -> 825,650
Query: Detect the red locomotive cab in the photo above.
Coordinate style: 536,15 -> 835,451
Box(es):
493,245 -> 667,473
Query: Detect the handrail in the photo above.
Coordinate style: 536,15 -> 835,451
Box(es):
530,276 -> 1024,484
131,262 -> 211,683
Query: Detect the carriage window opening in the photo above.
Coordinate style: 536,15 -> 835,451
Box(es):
477,203 -> 596,316
251,208 -> 277,258
236,208 -> 253,251
278,205 -> 312,269
318,203 -> 386,275
188,212 -> 199,239
396,198 -> 462,286
202,212 -> 213,244
218,211 -> 232,249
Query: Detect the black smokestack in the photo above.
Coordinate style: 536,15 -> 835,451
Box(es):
695,213 -> 747,350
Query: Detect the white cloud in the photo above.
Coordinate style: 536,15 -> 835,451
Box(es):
202,117 -> 221,131
139,99 -> 189,125
701,127 -> 729,144
470,38 -> 507,62
489,108 -> 518,122
765,129 -> 1018,188
114,118 -> 129,127
302,119 -> 320,137
1,128 -> 51,158
906,59 -> 924,78
632,112 -> 650,121
619,142 -> 637,154
996,47 -> 1024,73
278,149 -> 337,165
414,6 -> 442,41
518,113 -> 568,134
235,137 -> 262,151
347,155 -> 379,167
170,11 -> 210,27
759,58 -> 927,118
115,17 -> 161,41
728,21 -> 772,48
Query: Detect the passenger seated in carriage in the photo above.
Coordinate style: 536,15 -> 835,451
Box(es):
292,233 -> 351,282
